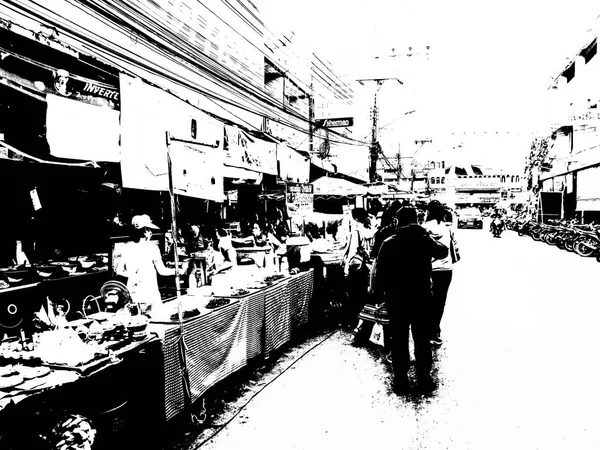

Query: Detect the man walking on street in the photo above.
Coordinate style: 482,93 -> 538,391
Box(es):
373,207 -> 448,394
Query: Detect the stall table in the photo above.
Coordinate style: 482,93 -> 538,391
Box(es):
150,269 -> 314,421
0,334 -> 158,412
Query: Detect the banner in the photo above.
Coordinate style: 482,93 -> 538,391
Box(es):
46,94 -> 121,162
120,74 -> 224,202
224,125 -> 277,175
278,144 -> 310,183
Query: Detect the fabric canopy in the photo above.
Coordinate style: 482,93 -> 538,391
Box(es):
311,176 -> 367,196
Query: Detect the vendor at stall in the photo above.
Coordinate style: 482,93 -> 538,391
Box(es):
116,214 -> 181,316
232,222 -> 269,247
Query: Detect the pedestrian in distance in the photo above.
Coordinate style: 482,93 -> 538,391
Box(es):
373,207 -> 448,394
423,200 -> 458,346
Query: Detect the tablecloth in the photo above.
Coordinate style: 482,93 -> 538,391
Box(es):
156,269 -> 314,421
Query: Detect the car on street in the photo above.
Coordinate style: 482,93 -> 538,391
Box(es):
457,208 -> 484,229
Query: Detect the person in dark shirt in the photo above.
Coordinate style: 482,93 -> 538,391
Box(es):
373,207 -> 448,394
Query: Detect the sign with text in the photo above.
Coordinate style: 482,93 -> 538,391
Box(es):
286,182 -> 314,230
315,117 -> 354,128
224,125 -> 277,175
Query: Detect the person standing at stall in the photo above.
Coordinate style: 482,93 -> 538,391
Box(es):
423,200 -> 457,346
117,214 -> 179,316
343,208 -> 375,327
374,207 -> 448,394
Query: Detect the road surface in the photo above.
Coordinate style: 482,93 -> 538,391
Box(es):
182,226 -> 600,450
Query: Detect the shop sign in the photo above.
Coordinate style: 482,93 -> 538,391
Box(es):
51,70 -> 120,109
286,182 -> 314,227
224,125 -> 277,175
315,117 -> 354,128
288,183 -> 313,194
0,61 -> 119,109
567,109 -> 600,126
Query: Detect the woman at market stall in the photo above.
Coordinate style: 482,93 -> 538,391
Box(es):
343,208 -> 376,328
232,222 -> 269,247
117,214 -> 181,316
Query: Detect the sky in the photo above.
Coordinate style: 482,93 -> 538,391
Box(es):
254,0 -> 600,169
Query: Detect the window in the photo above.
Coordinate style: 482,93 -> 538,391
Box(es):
441,161 -> 445,169
436,177 -> 441,184
441,177 -> 445,184
431,177 -> 436,184
501,176 -> 506,183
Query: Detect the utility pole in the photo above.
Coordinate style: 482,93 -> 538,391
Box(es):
357,77 -> 403,182
370,86 -> 380,182
397,143 -> 401,183
308,69 -> 314,154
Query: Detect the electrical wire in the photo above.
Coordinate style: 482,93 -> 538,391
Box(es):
194,329 -> 340,448
0,2 -> 370,149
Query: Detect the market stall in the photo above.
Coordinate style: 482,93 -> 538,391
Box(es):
148,267 -> 314,421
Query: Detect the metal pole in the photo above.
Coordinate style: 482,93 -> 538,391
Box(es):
397,143 -> 401,183
309,66 -> 314,154
369,86 -> 379,182
165,132 -> 181,300
165,131 -> 195,423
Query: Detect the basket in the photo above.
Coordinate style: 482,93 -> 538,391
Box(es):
358,303 -> 389,325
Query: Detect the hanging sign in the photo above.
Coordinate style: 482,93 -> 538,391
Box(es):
286,182 -> 314,230
223,125 -> 277,175
315,117 -> 354,128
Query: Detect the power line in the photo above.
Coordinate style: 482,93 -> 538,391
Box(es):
1,1 -> 370,151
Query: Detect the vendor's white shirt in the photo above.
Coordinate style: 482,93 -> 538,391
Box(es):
121,241 -> 164,310
423,219 -> 453,271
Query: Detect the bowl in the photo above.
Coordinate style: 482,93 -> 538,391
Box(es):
35,265 -> 64,278
79,259 -> 96,269
3,268 -> 32,284
48,261 -> 78,274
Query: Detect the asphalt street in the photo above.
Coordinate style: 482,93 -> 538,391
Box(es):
188,225 -> 600,450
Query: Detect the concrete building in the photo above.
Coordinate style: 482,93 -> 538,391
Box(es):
540,15 -> 600,220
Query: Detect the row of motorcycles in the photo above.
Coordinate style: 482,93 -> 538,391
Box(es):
506,216 -> 600,260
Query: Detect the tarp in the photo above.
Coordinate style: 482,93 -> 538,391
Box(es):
119,74 -> 225,202
327,142 -> 370,182
311,176 -> 368,196
363,181 -> 413,196
46,94 -> 121,162
278,144 -> 310,183
224,125 -> 277,175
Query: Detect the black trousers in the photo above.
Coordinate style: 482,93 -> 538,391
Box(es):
431,270 -> 453,339
386,301 -> 432,382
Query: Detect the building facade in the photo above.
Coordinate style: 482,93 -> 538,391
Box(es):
537,15 -> 600,221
